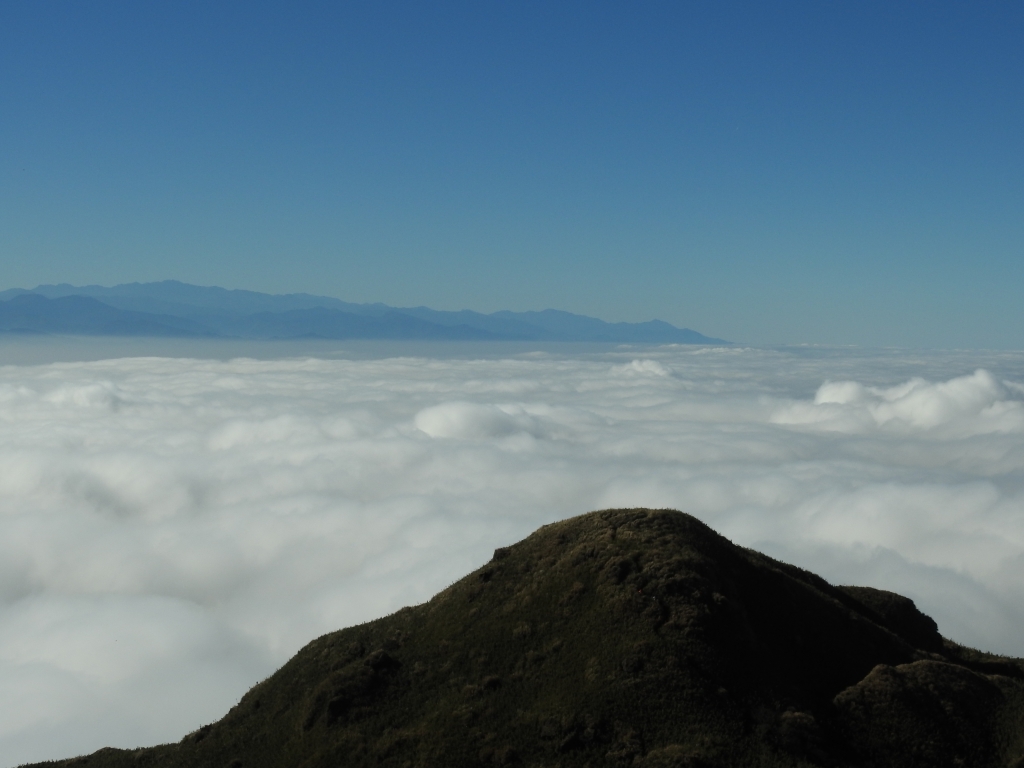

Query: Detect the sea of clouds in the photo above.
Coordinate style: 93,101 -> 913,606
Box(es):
2,341 -> 1023,766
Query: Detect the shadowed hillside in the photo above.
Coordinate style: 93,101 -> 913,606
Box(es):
26,509 -> 1024,768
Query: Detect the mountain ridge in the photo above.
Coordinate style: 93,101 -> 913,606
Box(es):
0,282 -> 727,344
24,508 -> 1024,768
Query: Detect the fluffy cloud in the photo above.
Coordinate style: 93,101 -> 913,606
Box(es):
0,343 -> 1023,765
415,402 -> 543,439
772,368 -> 1024,434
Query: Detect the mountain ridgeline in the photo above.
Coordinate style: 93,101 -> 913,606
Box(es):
0,282 -> 726,343
30,509 -> 1024,768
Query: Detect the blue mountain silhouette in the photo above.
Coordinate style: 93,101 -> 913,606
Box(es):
0,281 -> 728,343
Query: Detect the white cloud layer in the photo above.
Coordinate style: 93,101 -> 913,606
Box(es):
1,342 -> 1023,766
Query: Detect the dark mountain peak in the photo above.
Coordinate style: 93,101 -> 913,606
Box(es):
30,508 -> 1024,768
837,585 -> 943,653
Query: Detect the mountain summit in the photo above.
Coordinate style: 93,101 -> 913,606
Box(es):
26,509 -> 1024,767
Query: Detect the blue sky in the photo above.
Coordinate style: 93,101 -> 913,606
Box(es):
1,1 -> 1022,347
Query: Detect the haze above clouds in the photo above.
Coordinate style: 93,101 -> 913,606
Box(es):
1,342 -> 1023,766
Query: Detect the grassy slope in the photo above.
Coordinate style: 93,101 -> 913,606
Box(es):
29,509 -> 1024,768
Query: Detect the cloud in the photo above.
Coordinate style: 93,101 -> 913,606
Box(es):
0,344 -> 1023,765
415,402 -> 538,439
611,358 -> 672,377
772,369 -> 1024,434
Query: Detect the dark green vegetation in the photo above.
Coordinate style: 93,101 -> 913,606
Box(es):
30,509 -> 1024,768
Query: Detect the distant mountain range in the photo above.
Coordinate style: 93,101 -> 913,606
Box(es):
0,281 -> 728,343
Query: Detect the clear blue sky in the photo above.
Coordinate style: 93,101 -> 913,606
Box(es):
1,1 -> 1022,347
